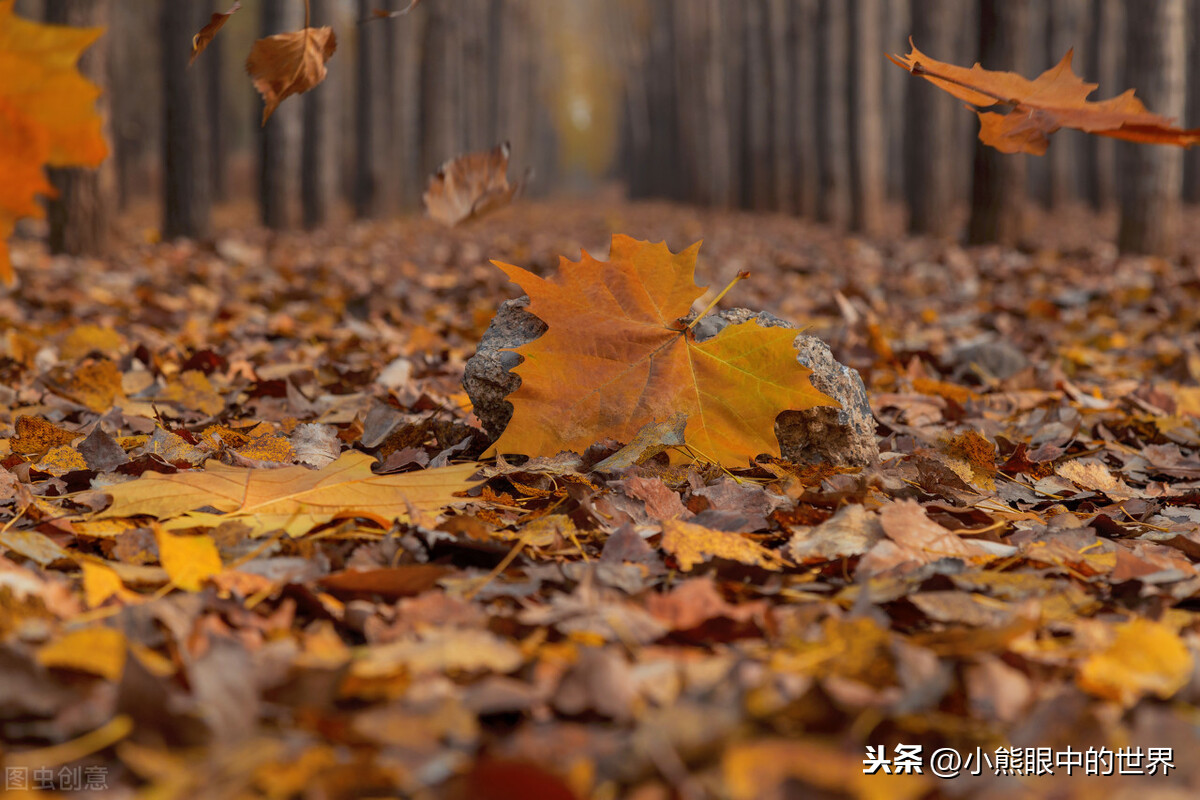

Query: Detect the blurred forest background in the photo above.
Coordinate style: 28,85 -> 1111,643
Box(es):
18,0 -> 1200,259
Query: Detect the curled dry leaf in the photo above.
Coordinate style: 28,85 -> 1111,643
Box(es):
889,38 -> 1200,155
424,141 -> 523,226
367,0 -> 422,21
189,1 -> 241,66
245,26 -> 337,125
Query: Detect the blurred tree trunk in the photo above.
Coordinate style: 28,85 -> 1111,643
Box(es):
766,0 -> 794,212
967,0 -> 1030,245
1185,0 -> 1200,204
1046,0 -> 1087,207
161,0 -> 211,239
44,0 -> 115,257
259,0 -> 302,230
1084,0 -> 1123,209
705,0 -> 733,207
743,0 -> 773,210
848,0 -> 884,234
421,4 -> 465,177
1118,0 -> 1185,255
355,0 -> 387,218
882,0 -> 910,202
389,0 -> 427,209
816,0 -> 849,225
302,0 -> 337,228
904,0 -> 959,235
793,0 -> 819,216
205,3 -> 226,203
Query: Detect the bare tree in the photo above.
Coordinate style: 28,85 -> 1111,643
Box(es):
355,0 -> 388,218
1118,0 -> 1186,255
259,0 -> 303,230
162,0 -> 211,239
302,0 -> 338,228
44,0 -> 115,256
848,0 -> 884,233
1185,0 -> 1200,204
967,0 -> 1031,245
815,0 -> 849,225
904,0 -> 961,236
1084,0 -> 1124,209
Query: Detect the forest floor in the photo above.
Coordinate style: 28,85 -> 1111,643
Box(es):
4,199 -> 1200,799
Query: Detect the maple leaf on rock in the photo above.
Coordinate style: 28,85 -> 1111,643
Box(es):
486,235 -> 839,466
0,0 -> 107,284
246,26 -> 337,124
889,39 -> 1200,155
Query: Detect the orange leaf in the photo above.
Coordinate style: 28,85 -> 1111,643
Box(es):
37,626 -> 127,681
0,0 -> 108,283
889,38 -> 1200,155
424,141 -> 523,226
661,519 -> 788,572
487,235 -> 838,465
245,26 -> 337,125
154,526 -> 223,592
1077,618 -> 1193,706
189,1 -> 241,66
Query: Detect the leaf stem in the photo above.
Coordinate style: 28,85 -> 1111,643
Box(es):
687,270 -> 750,329
303,0 -> 310,29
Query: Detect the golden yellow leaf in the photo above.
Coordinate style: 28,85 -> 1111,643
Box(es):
0,0 -> 108,284
660,518 -> 788,572
99,451 -> 479,535
37,626 -> 126,681
10,415 -> 78,456
59,323 -> 125,360
162,369 -> 225,416
724,739 -> 929,800
33,443 -> 87,476
1077,618 -> 1193,705
80,560 -> 138,607
154,526 -> 223,592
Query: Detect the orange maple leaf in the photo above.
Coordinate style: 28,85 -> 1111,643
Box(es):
0,0 -> 107,284
245,26 -> 337,125
487,235 -> 839,466
888,38 -> 1200,156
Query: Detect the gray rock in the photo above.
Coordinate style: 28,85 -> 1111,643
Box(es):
463,299 -> 878,467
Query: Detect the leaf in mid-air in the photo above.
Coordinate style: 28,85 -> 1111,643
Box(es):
245,26 -> 337,124
0,0 -> 108,284
424,141 -> 523,226
889,38 -> 1200,155
189,2 -> 242,66
487,235 -> 839,466
99,451 -> 479,536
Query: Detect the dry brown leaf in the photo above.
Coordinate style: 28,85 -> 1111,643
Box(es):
245,26 -> 337,124
190,1 -> 241,65
424,141 -> 522,226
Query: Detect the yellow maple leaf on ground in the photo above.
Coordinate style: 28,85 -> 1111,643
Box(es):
0,0 -> 108,284
488,235 -> 838,466
98,451 -> 479,537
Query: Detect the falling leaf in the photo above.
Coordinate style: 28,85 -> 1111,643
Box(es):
367,0 -> 422,22
889,39 -> 1200,155
0,0 -> 108,283
190,1 -> 241,65
488,236 -> 838,465
245,26 -> 337,124
154,526 -> 223,591
37,626 -> 127,681
424,141 -> 523,226
1077,618 -> 1193,706
99,451 -> 479,535
660,518 -> 787,572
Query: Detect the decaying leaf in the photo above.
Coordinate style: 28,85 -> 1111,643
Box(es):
488,236 -> 838,465
245,26 -> 337,124
0,0 -> 108,284
99,451 -> 478,535
189,1 -> 241,65
424,141 -> 523,226
889,38 -> 1200,155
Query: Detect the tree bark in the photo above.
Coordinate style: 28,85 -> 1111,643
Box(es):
742,0 -> 773,210
793,0 -> 819,216
1118,0 -> 1186,255
355,0 -> 387,218
904,0 -> 959,236
302,0 -> 337,229
161,0 -> 211,239
882,0 -> 910,202
1084,0 -> 1123,209
848,0 -> 884,234
44,0 -> 115,256
967,0 -> 1031,246
815,0 -> 849,225
1046,0 -> 1087,207
765,0 -> 794,212
259,0 -> 303,230
206,3 -> 227,203
1185,0 -> 1200,203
